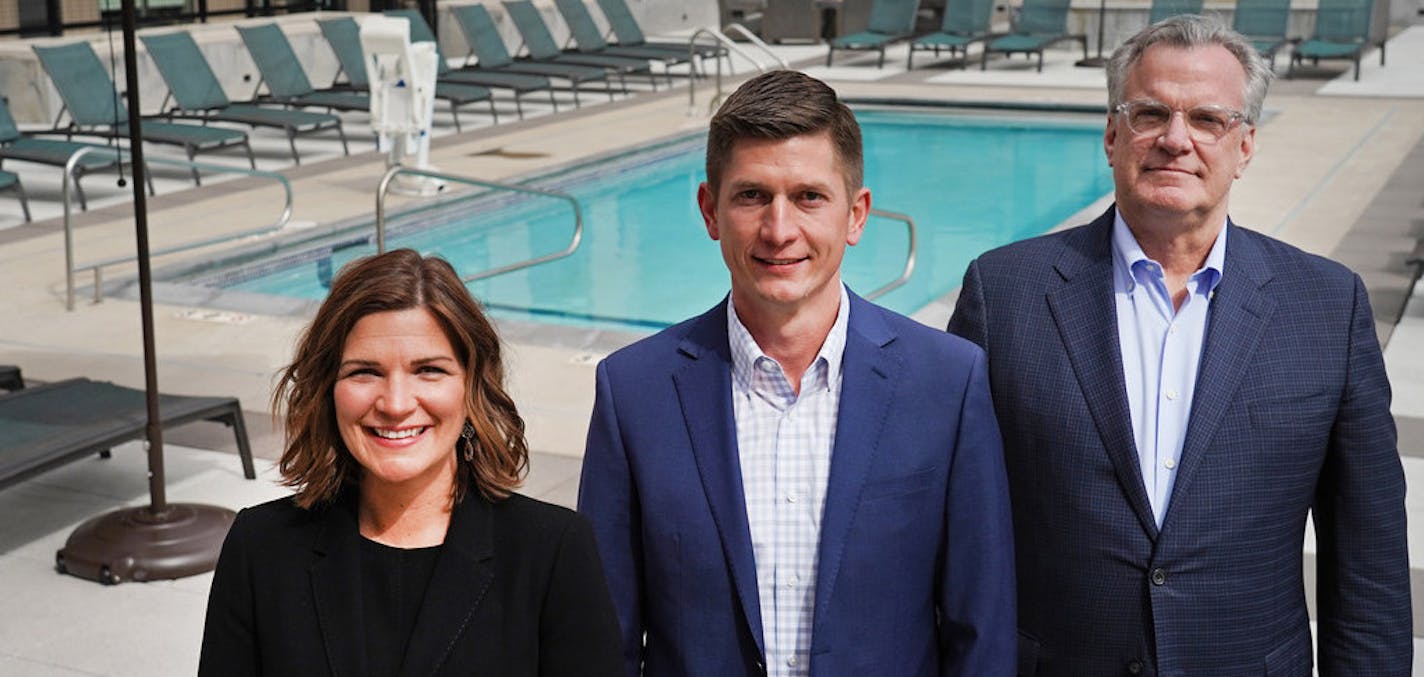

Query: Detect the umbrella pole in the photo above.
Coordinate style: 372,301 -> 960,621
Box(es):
54,0 -> 239,586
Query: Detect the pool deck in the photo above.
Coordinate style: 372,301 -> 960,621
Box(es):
2,30 -> 1424,675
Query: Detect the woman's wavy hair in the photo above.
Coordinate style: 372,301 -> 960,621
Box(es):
273,249 -> 527,508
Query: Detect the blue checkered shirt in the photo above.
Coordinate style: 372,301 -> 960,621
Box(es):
727,286 -> 850,677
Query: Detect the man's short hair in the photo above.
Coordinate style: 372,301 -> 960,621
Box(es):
705,69 -> 864,195
1107,15 -> 1273,125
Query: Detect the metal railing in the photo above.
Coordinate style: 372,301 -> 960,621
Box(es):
63,147 -> 294,310
863,207 -> 918,301
688,24 -> 789,116
375,165 -> 583,283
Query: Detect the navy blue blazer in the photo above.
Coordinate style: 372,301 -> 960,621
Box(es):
948,206 -> 1411,676
578,290 -> 1017,676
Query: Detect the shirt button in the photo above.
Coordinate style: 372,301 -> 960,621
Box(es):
1164,458 -> 1176,470
1165,389 -> 1178,401
786,494 -> 798,504
1128,659 -> 1143,674
787,656 -> 799,667
1151,568 -> 1168,586
1168,325 -> 1177,335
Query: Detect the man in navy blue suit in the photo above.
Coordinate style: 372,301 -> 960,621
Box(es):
579,70 -> 1016,676
949,15 -> 1411,676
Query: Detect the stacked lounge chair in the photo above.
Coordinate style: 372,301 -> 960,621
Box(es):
32,42 -> 253,186
0,96 -> 149,212
980,0 -> 1087,72
141,31 -> 349,165
594,0 -> 725,65
1232,0 -> 1295,69
503,0 -> 655,89
907,0 -> 995,69
450,3 -> 616,107
553,0 -> 690,85
238,22 -> 497,131
381,9 -> 557,119
826,0 -> 922,68
1291,0 -> 1381,81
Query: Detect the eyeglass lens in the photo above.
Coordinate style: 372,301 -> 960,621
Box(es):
1122,102 -> 1242,141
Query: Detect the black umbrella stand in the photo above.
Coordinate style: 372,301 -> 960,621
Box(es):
55,0 -> 237,585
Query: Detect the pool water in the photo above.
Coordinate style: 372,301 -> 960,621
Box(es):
219,110 -> 1114,330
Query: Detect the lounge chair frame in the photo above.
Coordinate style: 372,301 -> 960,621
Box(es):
908,0 -> 995,69
1288,0 -> 1383,81
980,0 -> 1087,72
0,378 -> 256,492
827,0 -> 922,68
450,3 -> 617,108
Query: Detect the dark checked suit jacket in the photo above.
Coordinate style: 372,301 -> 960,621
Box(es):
579,291 -> 1017,676
947,206 -> 1411,677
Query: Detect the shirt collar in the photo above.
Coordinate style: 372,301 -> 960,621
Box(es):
1111,211 -> 1228,294
727,284 -> 851,394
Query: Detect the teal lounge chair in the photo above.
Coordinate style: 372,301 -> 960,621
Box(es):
503,0 -> 654,88
380,9 -> 556,119
595,0 -> 726,62
908,0 -> 994,69
450,3 -> 615,107
32,42 -> 252,186
553,0 -> 689,85
1149,0 -> 1205,24
141,31 -> 348,165
0,169 -> 30,222
1232,0 -> 1294,69
0,96 -> 149,212
238,23 -> 496,130
980,0 -> 1087,72
1290,0 -> 1381,81
827,0 -> 922,68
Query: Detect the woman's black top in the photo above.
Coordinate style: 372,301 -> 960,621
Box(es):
359,536 -> 443,676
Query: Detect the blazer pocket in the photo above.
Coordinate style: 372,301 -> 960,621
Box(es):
1016,630 -> 1039,677
1262,630 -> 1312,677
1246,390 -> 1331,429
860,466 -> 937,502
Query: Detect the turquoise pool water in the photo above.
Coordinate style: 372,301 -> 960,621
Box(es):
215,110 -> 1113,330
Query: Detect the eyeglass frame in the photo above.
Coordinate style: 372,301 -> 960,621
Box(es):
1112,99 -> 1251,143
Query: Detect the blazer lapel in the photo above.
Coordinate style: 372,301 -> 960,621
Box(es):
399,495 -> 496,677
1045,211 -> 1159,539
1162,223 -> 1275,531
671,302 -> 766,658
309,497 -> 368,677
811,294 -> 900,650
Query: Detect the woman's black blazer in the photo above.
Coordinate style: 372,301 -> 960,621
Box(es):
198,490 -> 622,676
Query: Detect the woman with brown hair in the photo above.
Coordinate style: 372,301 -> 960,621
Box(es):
199,249 -> 621,676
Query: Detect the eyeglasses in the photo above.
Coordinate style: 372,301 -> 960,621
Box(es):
1113,100 -> 1249,142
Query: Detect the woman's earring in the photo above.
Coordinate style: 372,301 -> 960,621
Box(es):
460,421 -> 477,463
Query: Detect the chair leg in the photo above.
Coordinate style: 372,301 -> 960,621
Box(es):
981,49 -> 989,70
515,92 -> 525,120
244,141 -> 256,171
488,98 -> 499,125
73,170 -> 88,211
827,47 -> 834,67
550,88 -> 560,112
224,406 -> 257,481
13,179 -> 31,223
1354,57 -> 1360,81
1037,51 -> 1044,73
452,102 -> 464,133
288,128 -> 301,165
908,47 -> 914,70
878,47 -> 885,69
336,122 -> 350,156
187,148 -> 202,186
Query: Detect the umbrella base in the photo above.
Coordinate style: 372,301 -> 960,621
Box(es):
56,503 -> 236,585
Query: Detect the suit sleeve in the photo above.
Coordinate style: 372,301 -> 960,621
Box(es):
198,509 -> 259,677
1312,274 -> 1413,675
938,348 -> 1017,676
538,513 -> 625,676
577,359 -> 645,677
946,259 -> 989,351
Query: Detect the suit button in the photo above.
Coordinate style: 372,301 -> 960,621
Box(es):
1150,568 -> 1167,585
1127,659 -> 1143,674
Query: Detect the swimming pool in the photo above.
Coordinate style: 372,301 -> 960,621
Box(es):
194,109 -> 1113,331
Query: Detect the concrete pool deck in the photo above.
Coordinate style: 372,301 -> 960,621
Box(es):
1,30 -> 1423,675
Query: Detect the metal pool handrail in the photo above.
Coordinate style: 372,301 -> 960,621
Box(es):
375,165 -> 584,283
63,147 -> 294,311
687,24 -> 788,117
863,207 -> 918,301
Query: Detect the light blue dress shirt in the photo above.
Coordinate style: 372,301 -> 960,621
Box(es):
1111,213 -> 1226,527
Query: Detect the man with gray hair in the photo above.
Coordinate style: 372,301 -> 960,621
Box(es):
949,15 -> 1411,676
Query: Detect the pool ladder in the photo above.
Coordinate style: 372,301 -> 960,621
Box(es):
375,165 -> 583,283
375,165 -> 916,302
